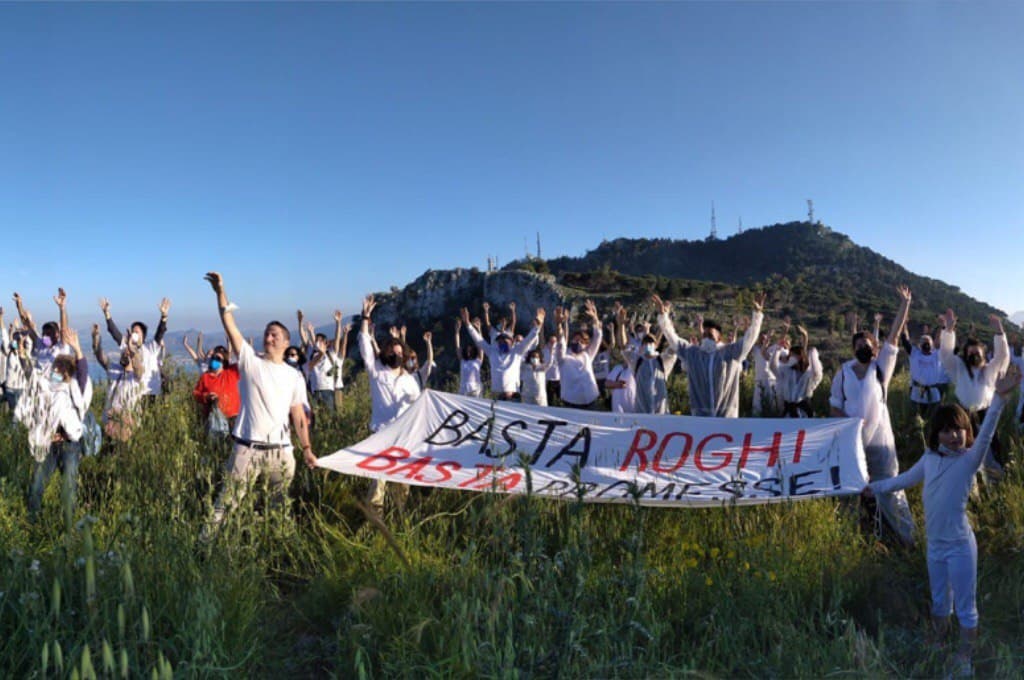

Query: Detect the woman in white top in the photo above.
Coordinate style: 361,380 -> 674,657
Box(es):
938,310 -> 1010,481
404,332 -> 435,391
454,318 -> 484,397
306,311 -> 350,411
605,345 -> 636,414
829,285 -> 916,547
554,301 -> 603,409
520,347 -> 554,406
92,324 -> 145,443
769,325 -> 823,418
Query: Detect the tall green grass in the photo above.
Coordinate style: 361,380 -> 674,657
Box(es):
1,371 -> 1022,677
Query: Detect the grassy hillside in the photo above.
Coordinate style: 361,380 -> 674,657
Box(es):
2,371 -> 1024,677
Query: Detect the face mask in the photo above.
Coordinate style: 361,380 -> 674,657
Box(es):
644,344 -> 657,356
209,359 -> 223,371
131,332 -> 141,345
50,371 -> 65,385
406,359 -> 416,370
569,342 -> 583,354
497,342 -> 511,354
967,354 -> 983,367
382,354 -> 401,369
530,357 -> 541,367
285,357 -> 299,366
855,346 -> 874,364
41,336 -> 53,349
920,343 -> 932,354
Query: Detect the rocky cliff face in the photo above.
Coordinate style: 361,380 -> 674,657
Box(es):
369,267 -> 571,336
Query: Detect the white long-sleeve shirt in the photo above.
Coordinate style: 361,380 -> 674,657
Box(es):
753,344 -> 779,385
466,324 -> 539,395
871,395 -> 1006,546
459,358 -> 483,396
939,329 -> 1009,411
770,347 -> 823,405
555,326 -> 603,406
829,342 -> 898,448
358,331 -> 421,432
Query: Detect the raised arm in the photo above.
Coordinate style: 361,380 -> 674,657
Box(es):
153,298 -> 170,344
989,314 -> 1010,374
13,293 -> 39,344
508,302 -> 517,336
204,272 -> 244,355
583,300 -> 602,358
62,328 -> 89,393
886,286 -> 911,347
420,331 -> 435,382
969,367 -> 1021,468
91,324 -> 109,371
331,310 -> 343,355
99,298 -> 124,345
462,307 -> 489,351
454,318 -> 462,354
652,294 -> 687,351
734,292 -> 766,361
54,288 -> 68,335
481,302 -> 492,338
872,312 -> 882,343
938,308 -> 960,377
339,321 -> 351,361
182,334 -> 199,362
297,310 -> 310,347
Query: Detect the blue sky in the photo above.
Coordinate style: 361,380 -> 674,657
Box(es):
2,2 -> 1022,331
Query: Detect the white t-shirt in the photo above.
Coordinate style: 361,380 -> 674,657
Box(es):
459,358 -> 483,396
310,349 -> 344,391
359,331 -> 422,432
607,364 -> 636,414
103,364 -> 144,422
232,342 -> 307,447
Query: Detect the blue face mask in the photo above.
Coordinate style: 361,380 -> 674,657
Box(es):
50,371 -> 65,385
498,341 -> 511,354
209,359 -> 223,371
570,342 -> 583,354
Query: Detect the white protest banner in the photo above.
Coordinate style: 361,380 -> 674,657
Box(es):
316,390 -> 868,506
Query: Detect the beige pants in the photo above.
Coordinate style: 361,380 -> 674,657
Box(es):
211,443 -> 296,525
366,479 -> 410,509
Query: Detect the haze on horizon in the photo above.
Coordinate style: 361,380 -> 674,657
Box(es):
3,2 -> 1022,331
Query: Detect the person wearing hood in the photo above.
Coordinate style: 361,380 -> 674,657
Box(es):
653,292 -> 765,418
938,309 -> 1010,483
900,326 -> 949,419
463,303 -> 542,401
830,285 -> 916,547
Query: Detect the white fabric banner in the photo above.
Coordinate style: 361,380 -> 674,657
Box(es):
317,390 -> 869,507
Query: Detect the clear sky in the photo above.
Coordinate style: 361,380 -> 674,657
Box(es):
3,2 -> 1022,331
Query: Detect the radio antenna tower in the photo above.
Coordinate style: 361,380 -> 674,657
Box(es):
709,201 -> 718,240
536,232 -> 542,259
807,199 -> 815,225
737,216 -> 743,234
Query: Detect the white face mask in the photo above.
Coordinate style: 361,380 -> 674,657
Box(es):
131,332 -> 142,345
406,359 -> 416,370
530,358 -> 541,367
644,343 -> 657,356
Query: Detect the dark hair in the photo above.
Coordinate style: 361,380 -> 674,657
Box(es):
131,321 -> 149,340
526,348 -> 543,363
212,345 -> 229,359
851,331 -> 876,349
380,337 -> 404,358
285,345 -> 306,367
702,319 -> 722,332
462,344 -> 479,361
642,334 -> 657,345
928,404 -> 974,451
265,321 -> 291,342
571,330 -> 591,345
42,321 -> 60,339
53,355 -> 76,379
315,333 -> 327,344
789,345 -> 809,373
961,338 -> 986,378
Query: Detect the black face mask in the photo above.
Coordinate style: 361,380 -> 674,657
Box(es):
967,353 -> 983,367
920,343 -> 932,353
382,353 -> 402,369
855,346 -> 874,364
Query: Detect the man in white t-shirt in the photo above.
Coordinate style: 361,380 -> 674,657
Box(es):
202,272 -> 315,538
99,296 -> 171,397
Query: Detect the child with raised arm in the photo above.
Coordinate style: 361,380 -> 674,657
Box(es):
865,365 -> 1020,676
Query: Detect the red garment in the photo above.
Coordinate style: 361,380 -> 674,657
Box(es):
192,365 -> 241,418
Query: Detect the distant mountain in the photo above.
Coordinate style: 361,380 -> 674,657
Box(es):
1011,311 -> 1024,327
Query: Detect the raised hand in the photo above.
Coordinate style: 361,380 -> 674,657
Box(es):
62,327 -> 81,353
941,308 -> 956,331
204,272 -> 224,293
482,301 -> 490,313
896,285 -> 912,303
388,326 -> 400,339
508,301 -> 516,312
159,298 -> 171,316
455,317 -> 463,332
752,292 -> 767,312
650,294 -> 671,315
874,312 -> 883,324
99,297 -> 110,316
91,324 -> 101,342
54,287 -> 67,308
334,309 -> 343,323
423,331 -> 432,342
989,314 -> 1005,334
995,363 -> 1021,397
362,295 -> 376,318
584,299 -> 599,322
535,308 -> 547,325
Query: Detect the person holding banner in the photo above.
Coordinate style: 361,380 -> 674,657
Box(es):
830,285 -> 916,546
461,304 -> 542,401
865,365 -> 1021,677
554,301 -> 603,409
358,295 -> 422,510
201,272 -> 315,540
653,292 -> 765,418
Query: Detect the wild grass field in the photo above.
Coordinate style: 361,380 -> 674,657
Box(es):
1,370 -> 1023,678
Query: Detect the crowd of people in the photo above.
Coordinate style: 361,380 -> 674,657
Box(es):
2,277 -> 1023,675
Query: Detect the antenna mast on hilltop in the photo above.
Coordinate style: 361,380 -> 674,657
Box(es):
807,199 -> 815,225
709,201 -> 718,240
737,216 -> 743,234
536,232 -> 542,259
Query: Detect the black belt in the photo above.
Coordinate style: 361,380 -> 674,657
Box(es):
232,436 -> 287,450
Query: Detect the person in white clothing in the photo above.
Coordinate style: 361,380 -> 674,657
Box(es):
900,327 -> 949,420
13,290 -> 73,376
938,309 -> 1010,481
1011,335 -> 1024,428
866,366 -> 1020,676
462,304 -> 542,400
769,325 -> 823,418
752,326 -> 785,416
830,285 -> 916,547
542,334 -> 561,407
653,292 -> 766,418
605,345 -> 636,414
404,332 -> 435,391
553,301 -> 603,409
306,311 -> 350,412
520,347 -> 554,406
202,272 -> 315,539
453,317 -> 484,397
358,295 -> 423,509
92,323 -> 145,443
99,296 -> 170,398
